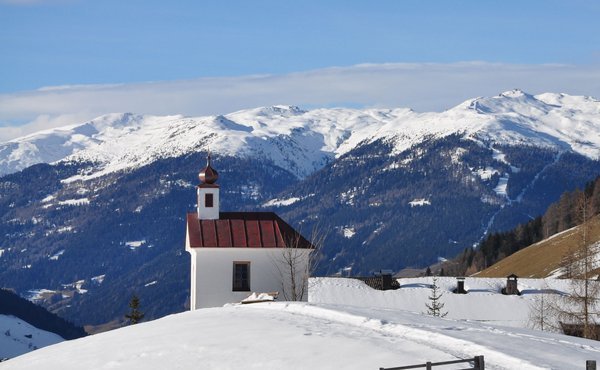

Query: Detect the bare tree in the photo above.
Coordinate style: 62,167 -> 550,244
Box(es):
559,192 -> 600,339
271,225 -> 326,301
528,284 -> 560,332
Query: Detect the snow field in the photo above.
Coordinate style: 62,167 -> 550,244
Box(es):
310,277 -> 573,328
1,306 -> 427,370
0,315 -> 64,359
409,198 -> 431,207
262,197 -> 301,207
3,301 -> 599,370
3,277 -> 600,369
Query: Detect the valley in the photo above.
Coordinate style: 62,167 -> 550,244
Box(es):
1,90 -> 600,328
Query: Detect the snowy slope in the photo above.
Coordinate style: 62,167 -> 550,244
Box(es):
3,277 -> 600,369
310,276 -> 570,328
0,315 -> 64,359
1,302 -> 597,369
1,90 -> 599,179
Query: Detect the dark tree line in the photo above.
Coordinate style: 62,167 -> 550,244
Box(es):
448,175 -> 600,276
0,288 -> 87,340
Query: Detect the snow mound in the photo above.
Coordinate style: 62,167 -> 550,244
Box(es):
241,292 -> 276,303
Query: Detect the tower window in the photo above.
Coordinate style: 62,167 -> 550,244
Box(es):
205,193 -> 214,208
233,262 -> 250,291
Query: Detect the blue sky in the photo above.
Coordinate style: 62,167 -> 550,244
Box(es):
1,1 -> 600,140
2,0 -> 599,92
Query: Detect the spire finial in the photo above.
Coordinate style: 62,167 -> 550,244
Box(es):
199,148 -> 218,185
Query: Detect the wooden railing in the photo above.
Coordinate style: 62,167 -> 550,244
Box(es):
380,355 -> 484,370
381,357 -> 598,370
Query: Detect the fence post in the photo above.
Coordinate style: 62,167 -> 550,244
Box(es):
474,355 -> 485,370
587,360 -> 596,370
425,362 -> 432,370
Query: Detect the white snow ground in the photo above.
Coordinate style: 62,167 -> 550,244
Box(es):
3,277 -> 600,369
0,315 -> 64,359
310,277 -> 568,328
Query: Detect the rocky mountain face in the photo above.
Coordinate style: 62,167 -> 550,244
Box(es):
0,90 -> 599,327
277,136 -> 600,275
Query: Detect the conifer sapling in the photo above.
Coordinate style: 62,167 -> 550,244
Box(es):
125,294 -> 145,325
425,277 -> 448,318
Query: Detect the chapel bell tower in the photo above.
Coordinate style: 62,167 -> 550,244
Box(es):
197,152 -> 219,219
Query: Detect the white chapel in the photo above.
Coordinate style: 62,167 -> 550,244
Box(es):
185,154 -> 315,309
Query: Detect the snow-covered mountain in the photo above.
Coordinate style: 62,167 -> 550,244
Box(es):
1,90 -> 600,329
2,277 -> 599,369
1,90 -> 599,179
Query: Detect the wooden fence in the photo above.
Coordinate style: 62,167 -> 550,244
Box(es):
380,357 -> 598,370
380,355 -> 484,370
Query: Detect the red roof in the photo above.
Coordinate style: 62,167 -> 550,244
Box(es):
187,212 -> 314,249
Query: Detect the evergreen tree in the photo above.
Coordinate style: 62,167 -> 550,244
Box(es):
425,277 -> 448,318
125,295 -> 145,325
425,267 -> 432,276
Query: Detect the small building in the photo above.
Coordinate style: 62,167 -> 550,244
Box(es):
502,274 -> 520,295
185,154 -> 315,309
357,270 -> 400,291
453,277 -> 467,294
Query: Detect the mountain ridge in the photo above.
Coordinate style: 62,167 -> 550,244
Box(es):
2,90 -> 599,180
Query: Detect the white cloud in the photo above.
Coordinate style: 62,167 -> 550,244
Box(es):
1,62 -> 600,142
3,113 -> 93,138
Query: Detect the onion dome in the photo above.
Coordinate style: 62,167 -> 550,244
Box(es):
199,152 -> 218,184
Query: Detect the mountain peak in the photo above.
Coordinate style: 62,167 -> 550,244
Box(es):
499,88 -> 528,98
272,104 -> 305,113
245,105 -> 307,117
